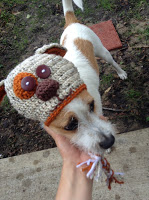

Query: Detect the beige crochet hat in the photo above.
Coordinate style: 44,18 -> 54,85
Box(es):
0,43 -> 86,126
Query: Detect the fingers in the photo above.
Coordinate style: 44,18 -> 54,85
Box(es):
44,125 -> 56,139
44,125 -> 69,149
44,125 -> 74,158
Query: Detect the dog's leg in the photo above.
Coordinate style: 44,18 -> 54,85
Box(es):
93,89 -> 103,115
95,42 -> 127,80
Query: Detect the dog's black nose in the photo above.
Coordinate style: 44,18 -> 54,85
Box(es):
99,135 -> 115,149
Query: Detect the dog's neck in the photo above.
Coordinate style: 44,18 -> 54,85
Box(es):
63,48 -> 102,115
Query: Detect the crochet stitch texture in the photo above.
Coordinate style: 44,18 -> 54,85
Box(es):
13,72 -> 38,99
3,44 -> 86,126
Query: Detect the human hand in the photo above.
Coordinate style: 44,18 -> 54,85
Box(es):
44,125 -> 90,166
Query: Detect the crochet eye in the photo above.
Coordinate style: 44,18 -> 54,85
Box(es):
36,65 -> 51,79
13,72 -> 37,99
89,100 -> 94,112
64,117 -> 78,131
21,76 -> 36,91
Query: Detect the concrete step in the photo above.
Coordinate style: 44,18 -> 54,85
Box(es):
0,128 -> 149,200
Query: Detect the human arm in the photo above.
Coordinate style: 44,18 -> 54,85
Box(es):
44,125 -> 93,200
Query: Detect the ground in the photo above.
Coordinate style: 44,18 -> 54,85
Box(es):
0,0 -> 149,158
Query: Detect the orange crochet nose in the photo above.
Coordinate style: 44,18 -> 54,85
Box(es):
36,79 -> 59,101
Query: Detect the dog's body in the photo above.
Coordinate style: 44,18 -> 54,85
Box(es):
60,0 -> 127,116
49,0 -> 127,154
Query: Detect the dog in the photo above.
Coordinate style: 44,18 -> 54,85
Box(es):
0,0 -> 127,155
49,0 -> 127,154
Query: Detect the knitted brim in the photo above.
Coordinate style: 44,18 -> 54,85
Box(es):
44,84 -> 87,126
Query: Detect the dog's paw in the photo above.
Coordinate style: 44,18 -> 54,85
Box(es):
118,70 -> 127,80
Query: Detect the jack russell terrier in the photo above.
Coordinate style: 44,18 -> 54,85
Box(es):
0,0 -> 127,155
51,0 -> 127,152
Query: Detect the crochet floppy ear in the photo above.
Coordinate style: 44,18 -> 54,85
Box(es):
35,43 -> 67,57
44,47 -> 66,57
0,80 -> 6,103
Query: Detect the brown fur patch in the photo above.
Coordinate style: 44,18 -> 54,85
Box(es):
49,89 -> 93,139
74,38 -> 99,74
64,11 -> 80,29
62,35 -> 67,46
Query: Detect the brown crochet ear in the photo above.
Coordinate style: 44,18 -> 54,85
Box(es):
0,81 -> 6,103
45,47 -> 66,57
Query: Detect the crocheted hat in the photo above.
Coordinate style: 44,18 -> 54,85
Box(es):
0,43 -> 86,126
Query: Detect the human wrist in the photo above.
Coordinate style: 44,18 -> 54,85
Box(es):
63,160 -> 93,196
55,159 -> 93,200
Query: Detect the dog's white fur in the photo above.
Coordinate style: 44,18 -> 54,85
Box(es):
66,98 -> 115,154
50,0 -> 127,154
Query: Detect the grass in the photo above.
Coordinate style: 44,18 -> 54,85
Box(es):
142,26 -> 149,40
129,0 -> 148,20
75,1 -> 95,20
146,117 -> 149,122
0,0 -> 27,26
0,9 -> 16,25
126,89 -> 142,100
1,96 -> 12,112
75,0 -> 114,20
97,0 -> 114,10
124,84 -> 148,121
101,74 -> 114,87
116,0 -> 148,21
15,38 -> 29,52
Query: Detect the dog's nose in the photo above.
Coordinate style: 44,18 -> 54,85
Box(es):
99,135 -> 115,149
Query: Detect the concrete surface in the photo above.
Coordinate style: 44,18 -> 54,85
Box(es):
0,128 -> 149,200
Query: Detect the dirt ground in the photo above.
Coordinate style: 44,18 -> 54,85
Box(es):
0,0 -> 149,158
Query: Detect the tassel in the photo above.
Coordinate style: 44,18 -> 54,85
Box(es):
76,153 -> 124,190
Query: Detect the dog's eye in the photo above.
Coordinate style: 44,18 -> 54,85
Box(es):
64,117 -> 78,131
89,100 -> 94,112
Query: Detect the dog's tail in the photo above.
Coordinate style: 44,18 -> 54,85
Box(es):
62,0 -> 83,15
62,0 -> 83,28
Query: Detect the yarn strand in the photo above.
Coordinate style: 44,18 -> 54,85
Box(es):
76,153 -> 124,190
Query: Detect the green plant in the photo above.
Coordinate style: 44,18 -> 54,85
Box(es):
2,0 -> 25,6
97,0 -> 114,10
126,89 -> 141,99
0,10 -> 16,24
0,0 -> 27,26
101,74 -> 114,86
0,64 -> 4,69
1,96 -> 11,111
146,117 -> 149,122
15,38 -> 29,52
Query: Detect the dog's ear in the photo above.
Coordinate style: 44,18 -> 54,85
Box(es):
0,80 -> 6,104
35,43 -> 67,57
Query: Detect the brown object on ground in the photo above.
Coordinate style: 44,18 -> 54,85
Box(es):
89,20 -> 122,51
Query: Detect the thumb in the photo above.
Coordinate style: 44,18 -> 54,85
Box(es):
44,125 -> 69,149
44,125 -> 57,140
